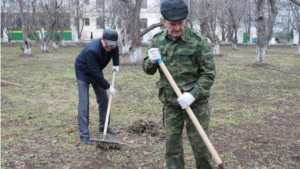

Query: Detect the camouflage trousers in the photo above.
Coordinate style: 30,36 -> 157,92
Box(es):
163,104 -> 213,169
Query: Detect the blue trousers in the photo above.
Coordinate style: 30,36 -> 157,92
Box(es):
77,80 -> 109,138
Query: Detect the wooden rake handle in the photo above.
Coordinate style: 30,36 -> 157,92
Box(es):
157,59 -> 224,168
103,71 -> 116,140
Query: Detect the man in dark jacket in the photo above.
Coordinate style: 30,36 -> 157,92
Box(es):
75,28 -> 119,145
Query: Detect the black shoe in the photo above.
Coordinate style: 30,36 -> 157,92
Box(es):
80,137 -> 92,145
99,127 -> 116,135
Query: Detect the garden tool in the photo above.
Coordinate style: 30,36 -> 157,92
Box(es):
156,59 -> 225,169
90,71 -> 120,149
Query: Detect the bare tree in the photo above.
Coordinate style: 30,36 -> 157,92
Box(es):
25,0 -> 63,52
69,0 -> 88,41
56,11 -> 71,46
243,0 -> 255,44
1,0 -> 18,45
43,0 -> 63,49
185,0 -> 197,29
105,0 -> 123,29
119,0 -> 162,63
274,1 -> 294,43
17,0 -> 32,55
254,0 -> 278,63
221,0 -> 246,49
290,0 -> 300,55
191,0 -> 221,55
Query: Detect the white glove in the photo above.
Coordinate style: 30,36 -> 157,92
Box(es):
108,86 -> 115,95
177,92 -> 195,109
148,48 -> 161,63
112,66 -> 119,72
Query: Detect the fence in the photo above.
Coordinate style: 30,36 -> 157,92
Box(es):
5,28 -> 72,41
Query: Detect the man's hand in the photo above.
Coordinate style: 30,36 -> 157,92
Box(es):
177,92 -> 195,109
112,66 -> 119,72
148,48 -> 161,63
108,86 -> 115,95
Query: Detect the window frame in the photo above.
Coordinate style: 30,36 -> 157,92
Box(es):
140,18 -> 147,29
84,18 -> 90,26
141,0 -> 147,8
96,17 -> 104,29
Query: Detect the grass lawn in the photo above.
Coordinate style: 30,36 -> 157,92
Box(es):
1,42 -> 300,169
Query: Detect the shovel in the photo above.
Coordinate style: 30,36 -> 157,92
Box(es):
157,59 -> 225,169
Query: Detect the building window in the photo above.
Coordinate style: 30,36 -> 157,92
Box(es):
96,0 -> 104,7
84,18 -> 90,26
84,0 -> 89,5
96,17 -> 104,29
140,18 -> 147,29
141,0 -> 147,8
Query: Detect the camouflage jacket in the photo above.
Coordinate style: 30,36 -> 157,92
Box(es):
142,26 -> 216,107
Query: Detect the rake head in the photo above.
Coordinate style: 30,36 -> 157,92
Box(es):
90,139 -> 121,149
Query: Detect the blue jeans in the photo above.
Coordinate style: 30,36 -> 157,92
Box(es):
77,80 -> 109,138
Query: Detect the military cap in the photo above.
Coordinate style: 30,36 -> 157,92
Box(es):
160,0 -> 188,22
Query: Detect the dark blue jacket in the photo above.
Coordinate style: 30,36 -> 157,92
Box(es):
75,39 -> 119,89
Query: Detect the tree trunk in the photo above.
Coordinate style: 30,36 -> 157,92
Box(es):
128,33 -> 142,63
231,43 -> 237,50
1,25 -> 3,43
52,28 -> 59,49
121,30 -> 130,55
213,36 -> 220,55
22,26 -> 31,55
6,29 -> 12,46
213,44 -> 220,55
120,0 -> 142,63
255,0 -> 277,62
130,46 -> 142,63
298,29 -> 300,55
256,45 -> 266,62
42,42 -> 47,52
61,29 -> 65,46
233,30 -> 238,50
23,40 -> 31,55
73,28 -> 79,42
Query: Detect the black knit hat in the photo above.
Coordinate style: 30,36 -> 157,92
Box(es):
160,0 -> 188,22
102,28 -> 118,46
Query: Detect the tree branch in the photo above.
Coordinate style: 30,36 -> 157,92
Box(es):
290,0 -> 300,6
140,22 -> 163,37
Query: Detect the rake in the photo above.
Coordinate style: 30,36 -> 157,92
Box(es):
90,71 -> 121,149
157,59 -> 225,169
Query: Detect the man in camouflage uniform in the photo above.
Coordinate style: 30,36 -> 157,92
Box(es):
142,0 -> 216,168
